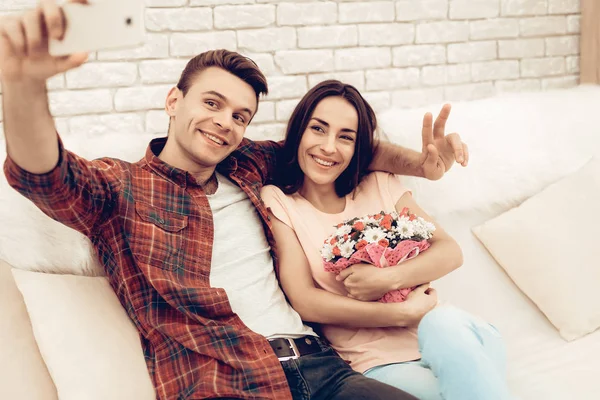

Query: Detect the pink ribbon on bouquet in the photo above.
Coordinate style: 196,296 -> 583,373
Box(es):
324,240 -> 431,302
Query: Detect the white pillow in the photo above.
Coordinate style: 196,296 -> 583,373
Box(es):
472,158 -> 600,341
378,85 -> 600,217
11,269 -> 155,400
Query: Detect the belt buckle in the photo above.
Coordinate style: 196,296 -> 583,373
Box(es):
277,338 -> 300,361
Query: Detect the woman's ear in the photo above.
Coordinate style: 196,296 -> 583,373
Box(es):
165,87 -> 180,117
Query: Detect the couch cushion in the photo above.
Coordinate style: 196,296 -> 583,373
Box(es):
0,260 -> 58,400
11,269 -> 155,400
472,158 -> 600,341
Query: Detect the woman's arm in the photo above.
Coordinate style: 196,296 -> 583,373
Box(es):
339,192 -> 463,300
269,212 -> 421,328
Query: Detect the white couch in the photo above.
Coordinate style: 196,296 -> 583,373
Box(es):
1,85 -> 600,399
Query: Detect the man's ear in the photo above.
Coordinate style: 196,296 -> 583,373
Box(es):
165,87 -> 180,117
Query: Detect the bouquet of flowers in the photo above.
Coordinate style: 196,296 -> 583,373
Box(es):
321,208 -> 435,303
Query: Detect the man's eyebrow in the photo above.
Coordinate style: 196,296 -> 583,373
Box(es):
202,90 -> 253,115
312,117 -> 357,134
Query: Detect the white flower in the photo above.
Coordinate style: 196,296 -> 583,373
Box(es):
363,227 -> 387,243
339,241 -> 356,258
321,243 -> 335,261
395,217 -> 414,239
336,224 -> 353,236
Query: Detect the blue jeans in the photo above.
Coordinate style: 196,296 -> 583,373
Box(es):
364,306 -> 512,400
281,344 -> 417,400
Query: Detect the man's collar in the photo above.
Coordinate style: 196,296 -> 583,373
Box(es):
144,137 -> 238,187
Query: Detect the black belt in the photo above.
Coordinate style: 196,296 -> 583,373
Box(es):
268,336 -> 323,361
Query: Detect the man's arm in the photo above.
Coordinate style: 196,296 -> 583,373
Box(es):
369,104 -> 469,180
2,1 -> 118,237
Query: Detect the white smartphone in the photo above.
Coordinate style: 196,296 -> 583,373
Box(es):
48,0 -> 144,57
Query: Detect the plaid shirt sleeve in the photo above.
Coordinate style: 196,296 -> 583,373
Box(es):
236,138 -> 284,184
3,136 -> 122,238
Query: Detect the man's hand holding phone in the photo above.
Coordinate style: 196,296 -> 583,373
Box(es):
0,0 -> 89,83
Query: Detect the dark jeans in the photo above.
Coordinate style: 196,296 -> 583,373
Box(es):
281,347 -> 417,400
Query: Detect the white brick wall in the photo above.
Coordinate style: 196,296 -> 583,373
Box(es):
0,0 -> 581,141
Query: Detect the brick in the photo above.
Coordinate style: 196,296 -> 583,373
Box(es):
567,15 -> 580,33
48,90 -> 113,117
278,2 -> 337,26
542,75 -> 579,89
421,64 -> 471,86
448,41 -> 497,63
238,28 -> 296,52
359,24 -> 415,46
146,0 -> 187,6
548,0 -> 579,14
66,63 -> 138,89
545,35 -> 579,56
264,76 -> 308,100
97,34 -> 168,60
393,45 -> 446,67
470,18 -> 520,39
146,110 -> 170,134
191,0 -> 253,4
145,8 -> 212,32
69,113 -> 145,136
566,55 -> 579,74
450,0 -> 500,19
276,99 -> 301,122
396,0 -> 448,21
245,123 -> 286,141
275,50 -> 335,74
253,101 -> 276,124
115,85 -> 173,112
471,60 -> 520,81
339,1 -> 395,23
308,71 -> 365,91
241,53 -> 277,76
362,92 -> 391,113
0,0 -> 36,11
495,78 -> 541,92
501,0 -> 548,16
335,48 -> 392,71
298,26 -> 358,49
416,21 -> 469,44
171,32 -> 237,57
215,5 -> 275,29
366,68 -> 420,91
499,38 -> 545,58
140,60 -> 188,84
47,74 -> 66,91
392,88 -> 445,108
521,57 -> 566,77
519,16 -> 567,37
444,82 -> 496,102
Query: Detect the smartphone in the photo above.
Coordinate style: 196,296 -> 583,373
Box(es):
48,0 -> 144,57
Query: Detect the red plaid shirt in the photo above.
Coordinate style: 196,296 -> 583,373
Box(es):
4,136 -> 293,400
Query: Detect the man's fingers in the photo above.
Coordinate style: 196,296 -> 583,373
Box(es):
462,143 -> 469,166
40,0 -> 65,40
421,112 -> 434,148
53,52 -> 88,73
423,143 -> 439,169
23,8 -> 44,57
445,133 -> 464,164
433,103 -> 451,140
1,17 -> 26,58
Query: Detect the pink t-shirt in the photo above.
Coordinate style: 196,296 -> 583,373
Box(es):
261,171 -> 420,373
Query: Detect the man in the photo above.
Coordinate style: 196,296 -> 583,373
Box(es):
1,1 -> 468,399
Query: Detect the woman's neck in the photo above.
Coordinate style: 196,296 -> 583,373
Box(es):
298,180 -> 346,214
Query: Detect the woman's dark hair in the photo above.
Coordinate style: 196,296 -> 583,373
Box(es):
277,80 -> 378,198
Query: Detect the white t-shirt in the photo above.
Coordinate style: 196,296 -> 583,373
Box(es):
207,173 -> 315,339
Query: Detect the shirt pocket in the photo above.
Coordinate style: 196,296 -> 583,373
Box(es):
130,202 -> 188,271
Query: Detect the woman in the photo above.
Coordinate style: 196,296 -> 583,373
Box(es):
261,80 -> 512,400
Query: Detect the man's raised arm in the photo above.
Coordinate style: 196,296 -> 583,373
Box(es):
370,104 -> 469,180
